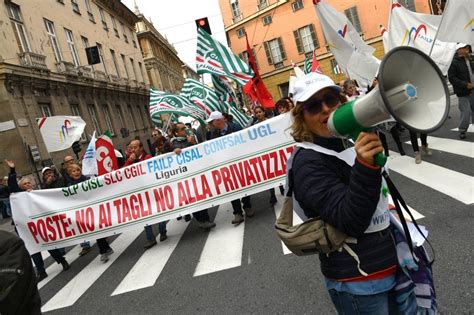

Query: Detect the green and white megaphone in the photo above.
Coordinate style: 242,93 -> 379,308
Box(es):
328,46 -> 450,166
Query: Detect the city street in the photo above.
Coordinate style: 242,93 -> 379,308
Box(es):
2,96 -> 472,314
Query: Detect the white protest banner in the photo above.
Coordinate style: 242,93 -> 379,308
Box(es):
388,2 -> 457,75
37,116 -> 86,152
11,114 -> 295,253
436,0 -> 474,45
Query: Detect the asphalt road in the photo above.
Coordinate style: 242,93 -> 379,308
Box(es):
2,95 -> 473,314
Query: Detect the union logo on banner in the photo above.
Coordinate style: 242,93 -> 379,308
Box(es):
401,24 -> 431,46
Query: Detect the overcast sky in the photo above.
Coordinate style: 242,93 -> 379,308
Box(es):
122,0 -> 228,71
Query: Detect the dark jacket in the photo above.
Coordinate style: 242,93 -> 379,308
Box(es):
292,136 -> 397,280
42,169 -> 66,189
448,53 -> 474,97
0,231 -> 41,315
209,122 -> 242,140
68,175 -> 90,186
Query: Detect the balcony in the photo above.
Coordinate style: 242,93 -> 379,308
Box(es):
93,70 -> 107,82
18,52 -> 49,71
78,66 -> 94,79
56,61 -> 78,76
232,13 -> 243,23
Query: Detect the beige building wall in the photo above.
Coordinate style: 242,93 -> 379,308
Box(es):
219,0 -> 434,101
0,0 -> 152,182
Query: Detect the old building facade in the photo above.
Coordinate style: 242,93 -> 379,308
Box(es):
0,0 -> 151,182
134,6 -> 184,93
218,0 -> 437,101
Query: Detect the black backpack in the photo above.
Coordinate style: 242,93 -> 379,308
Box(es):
0,231 -> 41,315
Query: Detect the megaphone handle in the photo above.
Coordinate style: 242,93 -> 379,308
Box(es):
374,152 -> 387,167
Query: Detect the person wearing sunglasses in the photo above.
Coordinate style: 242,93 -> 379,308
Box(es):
288,73 -> 398,314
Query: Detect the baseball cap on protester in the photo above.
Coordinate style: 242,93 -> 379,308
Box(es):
41,167 -> 53,175
206,111 -> 224,123
455,43 -> 469,50
291,72 -> 341,103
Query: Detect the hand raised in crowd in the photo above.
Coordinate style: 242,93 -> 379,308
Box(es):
44,172 -> 55,184
187,136 -> 196,145
4,159 -> 15,169
354,132 -> 384,166
173,148 -> 182,155
128,153 -> 137,162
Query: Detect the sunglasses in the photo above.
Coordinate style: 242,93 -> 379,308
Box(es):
177,127 -> 186,131
303,92 -> 340,114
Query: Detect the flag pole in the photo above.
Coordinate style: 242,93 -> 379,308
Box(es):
428,0 -> 450,57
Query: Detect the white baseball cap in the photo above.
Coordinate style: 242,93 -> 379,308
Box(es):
41,166 -> 53,175
455,43 -> 469,50
206,111 -> 224,123
291,72 -> 341,103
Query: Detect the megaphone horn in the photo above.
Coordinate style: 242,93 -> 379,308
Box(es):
328,46 -> 450,166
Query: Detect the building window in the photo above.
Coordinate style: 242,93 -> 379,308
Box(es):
40,104 -> 53,117
7,3 -> 31,53
331,59 -> 343,74
98,7 -> 108,30
344,7 -> 362,34
87,104 -> 101,134
138,62 -> 145,83
144,105 -> 150,124
44,19 -> 63,62
231,0 -> 242,22
130,58 -> 137,80
136,106 -> 145,128
262,15 -> 272,25
64,28 -> 80,67
263,37 -> 286,67
110,49 -> 120,77
121,22 -> 128,43
127,105 -> 137,130
71,0 -> 80,13
81,36 -> 94,69
115,105 -> 125,127
278,82 -> 289,98
258,0 -> 268,10
102,105 -> 115,135
236,28 -> 245,38
111,15 -> 119,38
84,0 -> 94,22
291,0 -> 304,12
239,48 -> 259,69
131,29 -> 137,48
294,24 -> 319,56
121,54 -> 129,79
96,43 -> 108,74
71,104 -> 87,141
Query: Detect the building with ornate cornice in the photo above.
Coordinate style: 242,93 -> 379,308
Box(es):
0,0 -> 151,183
133,4 -> 184,93
218,0 -> 441,101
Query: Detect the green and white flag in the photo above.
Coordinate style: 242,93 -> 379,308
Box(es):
180,78 -> 225,114
149,89 -> 208,126
227,105 -> 251,129
211,74 -> 238,107
196,28 -> 254,86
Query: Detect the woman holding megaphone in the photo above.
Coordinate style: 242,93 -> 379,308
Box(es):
288,72 -> 398,314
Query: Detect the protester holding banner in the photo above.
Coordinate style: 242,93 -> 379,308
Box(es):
207,111 -> 254,224
288,73 -> 398,314
41,166 -> 65,189
66,163 -> 114,262
275,97 -> 294,115
168,123 -> 216,229
448,44 -> 474,140
5,160 -> 70,282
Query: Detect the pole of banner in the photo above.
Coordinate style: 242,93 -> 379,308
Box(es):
162,114 -> 173,135
387,0 -> 395,34
200,74 -> 209,113
428,0 -> 449,57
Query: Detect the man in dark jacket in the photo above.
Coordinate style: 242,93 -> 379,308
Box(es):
41,166 -> 65,189
448,43 -> 474,139
207,111 -> 254,225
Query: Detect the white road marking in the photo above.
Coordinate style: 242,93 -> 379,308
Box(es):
193,203 -> 244,277
41,229 -> 142,313
111,220 -> 189,296
388,151 -> 473,205
405,136 -> 474,158
451,124 -> 474,133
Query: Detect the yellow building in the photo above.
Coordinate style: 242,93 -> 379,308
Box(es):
0,0 -> 151,182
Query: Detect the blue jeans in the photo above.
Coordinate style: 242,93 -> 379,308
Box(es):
328,289 -> 398,315
2,199 -> 11,217
144,221 -> 168,241
458,95 -> 474,132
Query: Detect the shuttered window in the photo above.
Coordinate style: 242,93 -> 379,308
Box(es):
294,24 -> 319,55
264,38 -> 286,67
344,7 -> 362,33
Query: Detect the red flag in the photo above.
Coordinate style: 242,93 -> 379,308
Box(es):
95,131 -> 118,176
310,50 -> 323,74
242,34 -> 275,109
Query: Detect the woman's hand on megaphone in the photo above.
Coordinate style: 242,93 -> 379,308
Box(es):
354,132 -> 384,167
